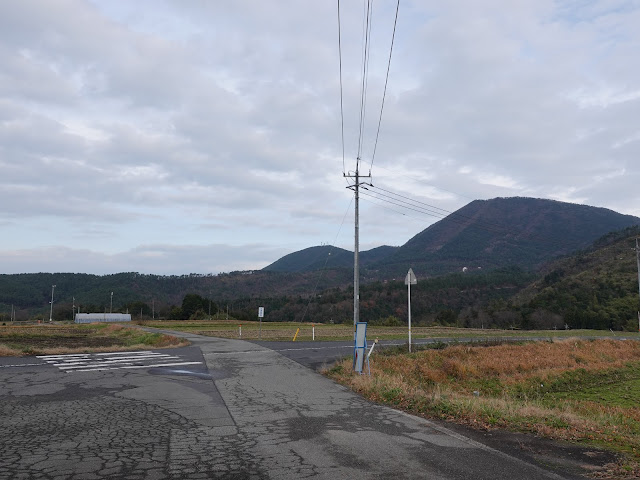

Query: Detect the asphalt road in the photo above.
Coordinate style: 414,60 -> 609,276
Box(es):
0,332 -> 605,479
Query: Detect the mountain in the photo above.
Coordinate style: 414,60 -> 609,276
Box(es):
378,197 -> 640,276
265,197 -> 640,278
513,225 -> 640,331
263,245 -> 398,272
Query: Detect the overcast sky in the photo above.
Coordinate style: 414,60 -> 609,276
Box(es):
1,0 -> 639,275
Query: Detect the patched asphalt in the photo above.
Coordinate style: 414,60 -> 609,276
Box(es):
0,332 -> 616,479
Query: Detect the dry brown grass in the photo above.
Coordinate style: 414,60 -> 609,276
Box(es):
0,323 -> 188,356
376,338 -> 640,389
326,338 -> 640,477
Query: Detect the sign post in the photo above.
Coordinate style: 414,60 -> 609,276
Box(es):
258,306 -> 264,340
405,268 -> 417,352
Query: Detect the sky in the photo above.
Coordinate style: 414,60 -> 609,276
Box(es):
1,0 -> 639,275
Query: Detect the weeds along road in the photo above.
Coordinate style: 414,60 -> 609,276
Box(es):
0,331 -> 595,479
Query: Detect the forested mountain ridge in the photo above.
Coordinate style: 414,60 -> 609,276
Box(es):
262,245 -> 398,272
512,225 -> 640,331
266,197 -> 640,278
1,227 -> 639,330
0,270 -> 351,321
2,198 -> 639,330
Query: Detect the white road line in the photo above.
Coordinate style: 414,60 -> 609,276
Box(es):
0,362 -> 47,368
37,354 -> 90,359
68,361 -> 203,372
49,361 -> 90,366
273,345 -> 353,352
75,354 -> 174,362
121,361 -> 203,369
94,351 -> 154,356
56,356 -> 182,369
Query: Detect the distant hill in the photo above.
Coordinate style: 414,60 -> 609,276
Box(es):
513,225 -> 640,331
0,269 -> 352,321
377,197 -> 640,276
266,197 -> 640,278
3,197 -> 639,327
263,245 -> 398,272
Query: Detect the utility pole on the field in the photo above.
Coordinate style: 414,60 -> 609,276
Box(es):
49,285 -> 56,322
345,162 -> 371,335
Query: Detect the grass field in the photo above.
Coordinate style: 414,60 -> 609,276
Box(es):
0,323 -> 189,356
326,338 -> 640,477
136,319 -> 635,342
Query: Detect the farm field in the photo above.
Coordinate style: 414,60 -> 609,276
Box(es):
326,338 -> 640,477
0,323 -> 188,356
136,319 -> 635,342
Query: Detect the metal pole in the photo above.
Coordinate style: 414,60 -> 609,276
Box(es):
110,292 -> 113,313
408,280 -> 412,353
49,284 -> 56,322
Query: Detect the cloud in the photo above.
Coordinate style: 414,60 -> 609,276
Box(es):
0,243 -> 288,275
0,0 -> 639,274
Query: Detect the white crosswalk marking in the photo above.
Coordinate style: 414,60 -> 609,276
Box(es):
37,351 -> 202,372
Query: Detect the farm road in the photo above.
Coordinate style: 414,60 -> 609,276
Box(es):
0,331 -> 603,479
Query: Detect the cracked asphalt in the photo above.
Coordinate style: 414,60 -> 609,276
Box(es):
0,332 -> 594,479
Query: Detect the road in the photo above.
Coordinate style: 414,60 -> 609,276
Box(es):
0,331 -> 605,479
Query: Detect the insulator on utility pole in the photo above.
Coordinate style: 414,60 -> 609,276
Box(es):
345,162 -> 371,339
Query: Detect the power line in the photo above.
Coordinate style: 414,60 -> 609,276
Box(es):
359,160 -> 477,200
368,184 -> 508,231
356,0 -> 373,167
366,185 -> 452,216
337,0 -> 346,175
370,0 -> 399,173
360,185 -> 587,251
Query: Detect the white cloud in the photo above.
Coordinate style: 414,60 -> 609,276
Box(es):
0,0 -> 639,274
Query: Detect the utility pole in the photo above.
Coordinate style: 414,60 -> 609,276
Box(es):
345,162 -> 371,335
49,285 -> 56,322
72,297 -> 75,322
152,299 -> 155,320
110,291 -> 113,313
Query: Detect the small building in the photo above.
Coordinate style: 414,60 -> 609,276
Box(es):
75,313 -> 132,324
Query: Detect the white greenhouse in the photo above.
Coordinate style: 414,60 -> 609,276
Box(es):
74,313 -> 132,324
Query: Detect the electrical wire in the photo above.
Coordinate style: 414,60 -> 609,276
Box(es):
360,184 -> 587,251
356,0 -> 373,168
368,184 -> 507,231
370,0 -> 399,173
358,159 -> 477,201
337,0 -> 346,175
